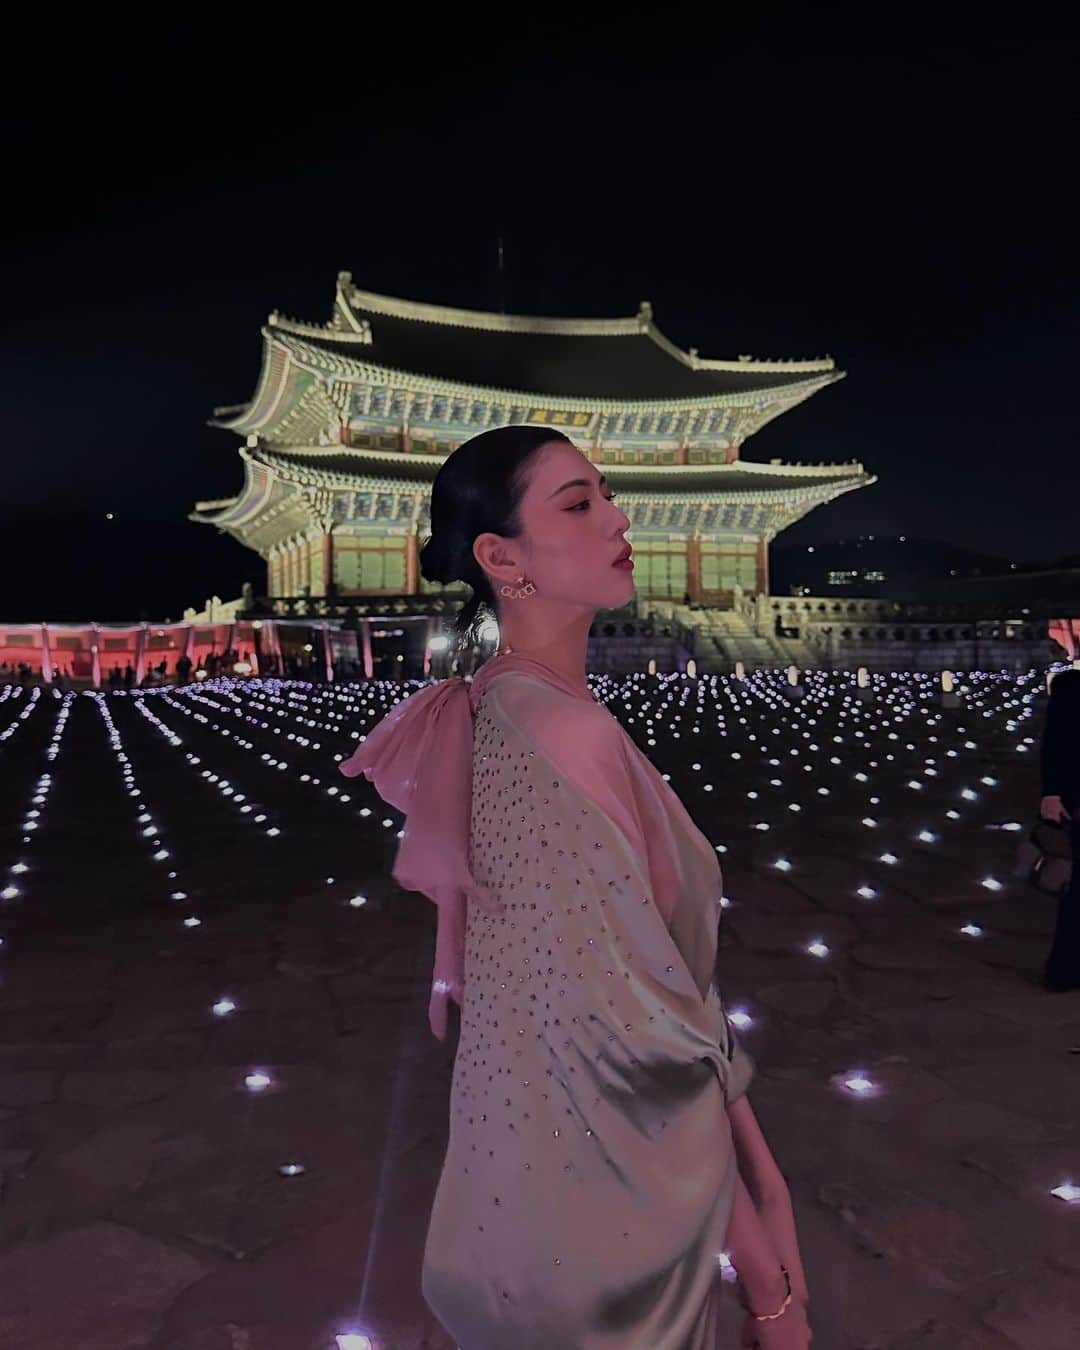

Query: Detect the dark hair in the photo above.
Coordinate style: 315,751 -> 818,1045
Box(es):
419,425 -> 573,646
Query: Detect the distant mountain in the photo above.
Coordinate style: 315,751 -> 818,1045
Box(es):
769,535 -> 1021,601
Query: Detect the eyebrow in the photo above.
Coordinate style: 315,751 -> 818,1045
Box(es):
548,473 -> 609,499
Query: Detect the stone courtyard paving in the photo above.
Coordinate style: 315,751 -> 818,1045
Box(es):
0,669 -> 1077,1349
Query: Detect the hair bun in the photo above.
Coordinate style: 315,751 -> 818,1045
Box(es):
421,532 -> 462,585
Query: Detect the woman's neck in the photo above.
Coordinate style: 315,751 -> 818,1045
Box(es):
493,610 -> 592,696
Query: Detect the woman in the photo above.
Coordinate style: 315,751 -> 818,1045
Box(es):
340,426 -> 810,1348
1041,668 -> 1080,991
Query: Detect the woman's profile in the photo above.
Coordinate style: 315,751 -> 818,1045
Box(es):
340,426 -> 811,1348
1041,668 -> 1080,991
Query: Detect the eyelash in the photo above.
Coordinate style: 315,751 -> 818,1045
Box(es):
569,493 -> 618,512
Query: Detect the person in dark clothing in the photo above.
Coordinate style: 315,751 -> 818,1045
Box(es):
1040,669 -> 1080,991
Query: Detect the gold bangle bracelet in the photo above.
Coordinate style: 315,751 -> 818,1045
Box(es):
744,1265 -> 793,1321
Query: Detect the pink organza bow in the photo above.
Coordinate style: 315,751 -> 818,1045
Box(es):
338,678 -> 503,1040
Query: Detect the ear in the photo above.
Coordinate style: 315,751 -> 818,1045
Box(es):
473,532 -> 523,586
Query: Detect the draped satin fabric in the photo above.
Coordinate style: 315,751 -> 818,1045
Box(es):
338,654 -> 601,1040
341,657 -> 753,1345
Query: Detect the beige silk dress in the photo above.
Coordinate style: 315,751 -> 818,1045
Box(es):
422,668 -> 755,1349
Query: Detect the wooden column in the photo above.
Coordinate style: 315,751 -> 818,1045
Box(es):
405,529 -> 419,594
40,624 -> 53,684
322,622 -> 334,683
324,531 -> 334,594
134,622 -> 149,685
686,536 -> 702,603
756,537 -> 770,597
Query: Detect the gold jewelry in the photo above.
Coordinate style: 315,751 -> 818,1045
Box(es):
741,1266 -> 793,1322
495,575 -> 533,657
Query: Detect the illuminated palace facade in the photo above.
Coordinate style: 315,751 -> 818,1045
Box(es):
192,273 -> 874,608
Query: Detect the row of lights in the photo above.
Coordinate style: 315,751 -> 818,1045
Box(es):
2,692 -> 74,916
91,694 -> 198,928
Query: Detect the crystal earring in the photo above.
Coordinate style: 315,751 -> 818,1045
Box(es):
499,574 -> 535,600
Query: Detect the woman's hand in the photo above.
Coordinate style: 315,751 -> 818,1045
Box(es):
739,1298 -> 813,1348
1041,794 -> 1071,824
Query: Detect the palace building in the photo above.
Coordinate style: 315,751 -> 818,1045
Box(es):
192,272 -> 874,608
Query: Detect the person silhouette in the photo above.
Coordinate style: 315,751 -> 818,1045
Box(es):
1041,669 -> 1080,990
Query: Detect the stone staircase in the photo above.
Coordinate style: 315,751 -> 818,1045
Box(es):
654,603 -> 826,674
710,609 -> 789,668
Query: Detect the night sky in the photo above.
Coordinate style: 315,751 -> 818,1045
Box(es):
4,36 -> 1077,619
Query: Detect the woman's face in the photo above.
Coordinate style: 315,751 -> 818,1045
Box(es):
475,439 -> 634,611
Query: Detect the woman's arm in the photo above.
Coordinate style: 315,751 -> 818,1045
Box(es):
729,1094 -> 787,1203
728,1095 -> 810,1305
726,1171 -> 791,1314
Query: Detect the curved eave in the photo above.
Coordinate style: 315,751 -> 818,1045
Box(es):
217,328 -> 845,438
767,474 -> 878,535
279,328 -> 845,411
257,442 -> 871,483
254,445 -> 875,503
209,332 -> 301,434
189,452 -> 277,528
190,498 -> 241,524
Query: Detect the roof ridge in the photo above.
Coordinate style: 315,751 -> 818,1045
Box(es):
336,270 -> 644,336
334,273 -> 836,371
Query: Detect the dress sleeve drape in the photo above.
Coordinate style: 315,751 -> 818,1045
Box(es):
477,672 -> 753,1107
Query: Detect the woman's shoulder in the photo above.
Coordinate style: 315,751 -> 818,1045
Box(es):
482,667 -> 605,709
481,669 -> 618,741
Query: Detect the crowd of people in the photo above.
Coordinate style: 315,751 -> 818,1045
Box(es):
0,648 -> 257,689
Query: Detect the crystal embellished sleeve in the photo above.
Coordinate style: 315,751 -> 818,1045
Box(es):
470,672 -> 747,1108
